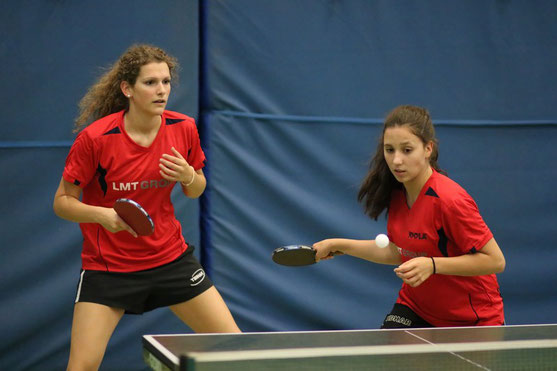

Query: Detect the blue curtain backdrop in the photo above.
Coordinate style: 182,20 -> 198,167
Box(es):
0,1 -> 200,370
1,1 -> 556,370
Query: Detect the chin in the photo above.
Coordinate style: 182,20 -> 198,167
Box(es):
391,172 -> 405,182
151,108 -> 166,116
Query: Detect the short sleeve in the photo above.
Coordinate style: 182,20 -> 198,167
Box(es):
442,195 -> 493,254
62,131 -> 97,188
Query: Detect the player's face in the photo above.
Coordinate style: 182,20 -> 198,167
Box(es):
383,125 -> 432,187
129,62 -> 171,116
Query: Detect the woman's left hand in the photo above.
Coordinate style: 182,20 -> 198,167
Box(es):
393,257 -> 435,287
159,147 -> 195,184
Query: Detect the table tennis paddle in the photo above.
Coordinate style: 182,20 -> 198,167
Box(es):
113,198 -> 154,236
272,245 -> 342,266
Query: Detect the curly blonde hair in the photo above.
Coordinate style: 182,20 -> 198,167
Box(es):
74,44 -> 179,132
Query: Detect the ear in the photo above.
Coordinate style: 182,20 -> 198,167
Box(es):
120,81 -> 132,98
425,140 -> 434,159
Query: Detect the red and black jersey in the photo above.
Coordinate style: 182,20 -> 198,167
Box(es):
387,169 -> 504,326
63,110 -> 205,272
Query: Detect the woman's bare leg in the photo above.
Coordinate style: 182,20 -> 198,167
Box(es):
66,302 -> 124,371
169,286 -> 240,333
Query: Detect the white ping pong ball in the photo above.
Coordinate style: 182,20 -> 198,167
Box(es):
375,234 -> 389,248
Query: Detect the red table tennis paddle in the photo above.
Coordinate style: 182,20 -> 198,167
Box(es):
113,198 -> 154,236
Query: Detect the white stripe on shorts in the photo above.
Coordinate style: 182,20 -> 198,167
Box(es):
75,270 -> 85,303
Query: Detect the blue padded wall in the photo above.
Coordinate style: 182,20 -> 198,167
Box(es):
1,1 -> 556,370
1,1 -> 199,370
201,0 -> 557,332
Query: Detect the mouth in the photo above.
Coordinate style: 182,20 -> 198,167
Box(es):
153,99 -> 166,104
393,169 -> 406,177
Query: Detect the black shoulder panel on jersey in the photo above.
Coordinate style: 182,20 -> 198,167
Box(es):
103,127 -> 121,135
166,118 -> 185,125
425,187 -> 439,198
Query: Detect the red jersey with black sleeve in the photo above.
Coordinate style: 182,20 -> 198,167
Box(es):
62,110 -> 205,272
387,169 -> 504,326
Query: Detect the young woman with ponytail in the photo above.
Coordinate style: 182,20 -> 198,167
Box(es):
313,105 -> 505,328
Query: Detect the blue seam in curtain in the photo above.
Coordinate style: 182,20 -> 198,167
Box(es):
3,116 -> 552,150
198,0 -> 213,277
0,141 -> 73,149
212,110 -> 557,127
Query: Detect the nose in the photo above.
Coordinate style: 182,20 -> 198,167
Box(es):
392,151 -> 403,165
157,82 -> 168,95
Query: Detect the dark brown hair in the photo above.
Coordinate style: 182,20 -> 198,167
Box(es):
357,105 -> 445,220
73,44 -> 178,132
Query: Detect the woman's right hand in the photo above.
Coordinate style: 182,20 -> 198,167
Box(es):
313,239 -> 343,261
97,207 -> 138,238
54,178 -> 137,237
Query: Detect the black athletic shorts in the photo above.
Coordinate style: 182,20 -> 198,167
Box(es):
381,303 -> 433,328
74,246 -> 213,314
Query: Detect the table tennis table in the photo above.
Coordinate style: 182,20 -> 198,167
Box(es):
143,324 -> 557,370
